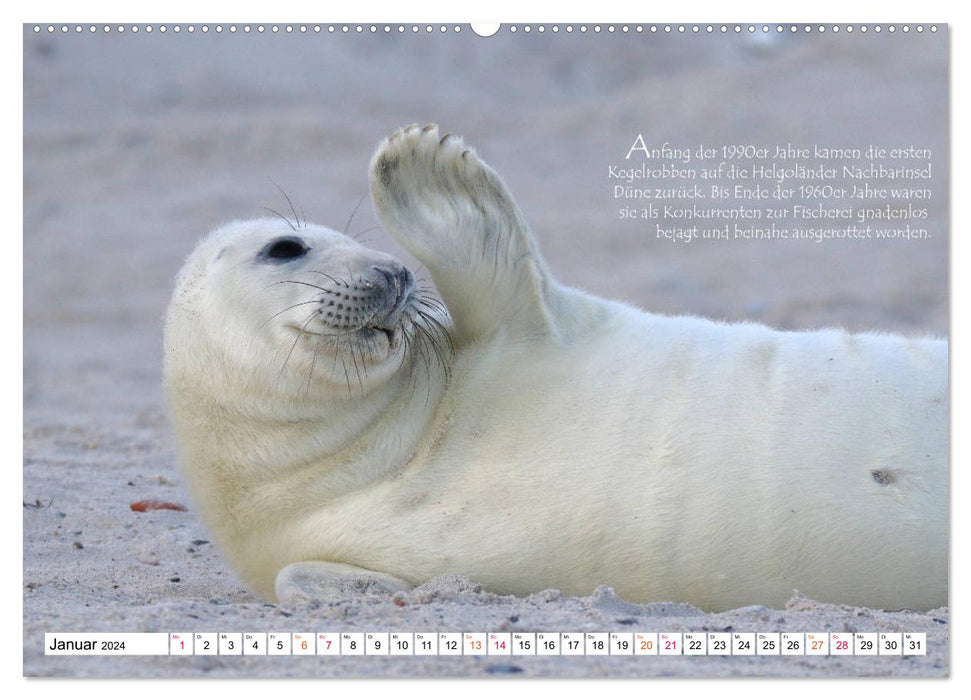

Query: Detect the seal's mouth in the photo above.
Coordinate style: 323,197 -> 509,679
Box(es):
366,287 -> 415,349
357,324 -> 397,349
294,322 -> 400,350
291,290 -> 414,353
275,279 -> 450,390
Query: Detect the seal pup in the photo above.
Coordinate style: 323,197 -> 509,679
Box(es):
164,125 -> 947,611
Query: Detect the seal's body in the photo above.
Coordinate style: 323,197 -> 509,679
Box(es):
164,125 -> 947,611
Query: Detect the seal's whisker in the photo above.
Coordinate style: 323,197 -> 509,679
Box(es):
363,334 -> 379,369
260,299 -> 321,329
420,306 -> 452,337
418,304 -> 449,323
323,325 -> 352,394
341,354 -> 352,394
411,322 -> 432,381
348,338 -> 365,390
413,322 -> 440,371
273,280 -> 328,292
347,340 -> 363,388
412,322 -> 441,406
306,336 -> 323,396
329,327 -> 344,379
415,293 -> 448,313
416,295 -> 448,318
263,206 -> 298,232
415,320 -> 451,384
415,286 -> 445,300
308,270 -> 348,288
350,225 -> 381,242
343,193 -> 369,237
396,326 -> 412,374
278,309 -> 320,382
404,328 -> 422,395
416,297 -> 450,320
417,299 -> 452,331
270,179 -> 303,230
418,309 -> 455,357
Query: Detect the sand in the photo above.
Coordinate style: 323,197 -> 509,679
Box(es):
22,24 -> 948,678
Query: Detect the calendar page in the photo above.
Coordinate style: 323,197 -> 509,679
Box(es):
22,19 -> 948,678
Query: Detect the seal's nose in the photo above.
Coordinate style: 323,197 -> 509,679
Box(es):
370,264 -> 415,324
372,265 -> 414,298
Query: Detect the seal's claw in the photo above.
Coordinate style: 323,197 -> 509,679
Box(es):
369,125 -> 486,255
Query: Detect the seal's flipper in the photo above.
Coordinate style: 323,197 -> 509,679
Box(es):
369,124 -> 556,344
275,561 -> 413,603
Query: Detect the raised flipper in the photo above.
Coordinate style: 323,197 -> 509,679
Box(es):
369,124 -> 558,344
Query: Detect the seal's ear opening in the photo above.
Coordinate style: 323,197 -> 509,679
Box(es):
258,237 -> 310,262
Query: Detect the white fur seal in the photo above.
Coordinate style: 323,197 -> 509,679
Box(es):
164,124 -> 947,612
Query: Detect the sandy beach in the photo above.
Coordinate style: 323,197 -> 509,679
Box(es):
23,23 -> 948,678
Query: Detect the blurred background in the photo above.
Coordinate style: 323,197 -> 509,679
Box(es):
22,25 -> 948,670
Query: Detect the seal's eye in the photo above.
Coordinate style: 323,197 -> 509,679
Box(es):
258,237 -> 309,262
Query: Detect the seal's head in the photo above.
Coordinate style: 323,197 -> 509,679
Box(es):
164,219 -> 450,412
163,218 -> 452,596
